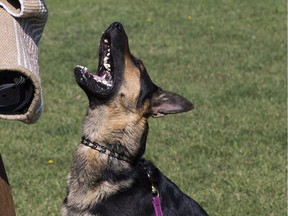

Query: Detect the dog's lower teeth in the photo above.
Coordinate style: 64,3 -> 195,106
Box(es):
103,80 -> 112,87
97,79 -> 112,88
77,65 -> 88,72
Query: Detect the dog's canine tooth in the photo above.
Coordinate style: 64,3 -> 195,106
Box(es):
102,73 -> 107,79
104,39 -> 109,44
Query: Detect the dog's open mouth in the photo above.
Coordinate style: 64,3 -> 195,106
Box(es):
74,36 -> 114,96
74,22 -> 129,99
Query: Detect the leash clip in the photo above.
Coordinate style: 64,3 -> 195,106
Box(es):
152,185 -> 159,197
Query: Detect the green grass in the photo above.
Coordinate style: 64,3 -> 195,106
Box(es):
0,0 -> 286,215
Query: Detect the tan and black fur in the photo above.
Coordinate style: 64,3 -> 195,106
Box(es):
62,22 -> 208,216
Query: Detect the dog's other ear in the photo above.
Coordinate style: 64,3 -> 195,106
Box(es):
150,89 -> 194,118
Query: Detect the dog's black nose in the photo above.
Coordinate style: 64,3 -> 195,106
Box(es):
111,22 -> 124,32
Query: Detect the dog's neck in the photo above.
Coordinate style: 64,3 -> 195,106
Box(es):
67,104 -> 149,203
81,105 -> 149,162
81,136 -> 135,163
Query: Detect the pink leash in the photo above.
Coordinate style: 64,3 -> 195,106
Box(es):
152,194 -> 164,216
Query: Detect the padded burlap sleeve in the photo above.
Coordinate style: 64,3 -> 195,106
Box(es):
0,0 -> 48,123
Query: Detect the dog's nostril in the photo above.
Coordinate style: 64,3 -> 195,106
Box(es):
113,22 -> 123,31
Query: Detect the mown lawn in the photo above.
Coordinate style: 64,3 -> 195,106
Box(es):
0,0 -> 286,215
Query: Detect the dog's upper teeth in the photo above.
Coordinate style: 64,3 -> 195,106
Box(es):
104,39 -> 109,44
104,56 -> 109,63
106,48 -> 111,57
104,62 -> 111,70
103,54 -> 111,70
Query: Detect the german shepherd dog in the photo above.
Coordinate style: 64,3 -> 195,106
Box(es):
62,22 -> 208,216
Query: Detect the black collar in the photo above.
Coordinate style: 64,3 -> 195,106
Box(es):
81,137 -> 134,163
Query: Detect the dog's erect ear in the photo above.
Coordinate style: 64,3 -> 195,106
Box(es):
150,89 -> 194,118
